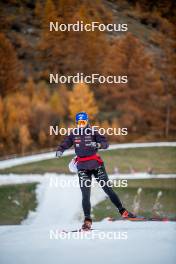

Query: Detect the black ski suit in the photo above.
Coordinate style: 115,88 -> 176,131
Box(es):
57,126 -> 124,219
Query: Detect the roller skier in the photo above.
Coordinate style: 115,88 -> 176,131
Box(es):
56,112 -> 135,230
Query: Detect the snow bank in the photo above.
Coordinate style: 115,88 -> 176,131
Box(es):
0,173 -> 175,226
0,174 -> 44,185
0,172 -> 175,187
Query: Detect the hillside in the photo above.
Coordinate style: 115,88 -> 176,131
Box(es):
1,0 -> 175,81
0,0 -> 175,156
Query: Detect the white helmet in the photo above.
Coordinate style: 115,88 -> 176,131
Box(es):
68,156 -> 78,173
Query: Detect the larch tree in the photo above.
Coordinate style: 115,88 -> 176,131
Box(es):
64,3 -> 108,75
39,0 -> 67,72
49,85 -> 69,120
100,33 -> 164,135
0,33 -> 22,97
19,125 -> 32,154
69,82 -> 98,120
4,93 -> 31,149
39,0 -> 109,75
0,97 -> 5,148
25,77 -> 35,99
153,30 -> 176,137
39,130 -> 47,147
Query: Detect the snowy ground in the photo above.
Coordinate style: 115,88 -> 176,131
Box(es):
0,173 -> 176,264
0,143 -> 176,264
0,172 -> 176,187
0,220 -> 175,264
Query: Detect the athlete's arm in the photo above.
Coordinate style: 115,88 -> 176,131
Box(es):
94,131 -> 109,149
56,134 -> 73,154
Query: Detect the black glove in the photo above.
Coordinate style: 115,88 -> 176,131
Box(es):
56,151 -> 63,158
90,142 -> 101,149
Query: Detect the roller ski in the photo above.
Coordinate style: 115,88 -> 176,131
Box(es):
81,218 -> 92,231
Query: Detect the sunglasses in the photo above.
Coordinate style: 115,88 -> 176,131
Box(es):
77,120 -> 88,126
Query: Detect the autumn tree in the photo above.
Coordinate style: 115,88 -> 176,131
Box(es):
0,33 -> 22,97
35,0 -> 43,18
56,0 -> 80,19
31,81 -> 50,105
69,82 -> 98,120
50,85 -> 69,120
25,77 -> 35,99
19,125 -> 32,153
60,2 -> 109,75
39,0 -> 66,72
39,0 -> 109,75
5,93 -> 31,150
39,130 -> 47,147
100,33 -> 164,135
152,30 -> 176,137
0,97 -> 5,152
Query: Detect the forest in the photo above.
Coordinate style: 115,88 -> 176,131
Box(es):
0,0 -> 175,156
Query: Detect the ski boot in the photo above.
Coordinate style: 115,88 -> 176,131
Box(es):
120,209 -> 136,219
82,218 -> 92,231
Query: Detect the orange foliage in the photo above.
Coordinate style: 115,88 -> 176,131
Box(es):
69,82 -> 98,120
0,33 -> 22,97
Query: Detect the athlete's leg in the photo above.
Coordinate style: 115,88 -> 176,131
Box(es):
93,165 -> 125,213
78,169 -> 92,219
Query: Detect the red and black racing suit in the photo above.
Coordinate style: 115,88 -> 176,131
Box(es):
57,125 -> 125,219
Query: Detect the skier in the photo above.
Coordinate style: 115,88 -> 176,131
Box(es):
56,112 -> 135,230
